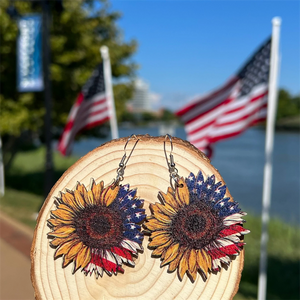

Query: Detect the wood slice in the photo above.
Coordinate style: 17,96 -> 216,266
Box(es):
31,135 -> 244,300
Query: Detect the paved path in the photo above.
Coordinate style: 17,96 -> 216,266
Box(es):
0,212 -> 35,300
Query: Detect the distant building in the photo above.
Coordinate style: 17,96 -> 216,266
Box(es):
129,79 -> 151,112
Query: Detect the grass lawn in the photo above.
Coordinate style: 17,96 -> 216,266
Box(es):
0,188 -> 43,228
1,147 -> 299,299
237,215 -> 300,300
4,146 -> 79,196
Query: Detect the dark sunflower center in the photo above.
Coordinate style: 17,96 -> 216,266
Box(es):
89,216 -> 111,235
74,205 -> 124,250
171,202 -> 223,249
186,214 -> 206,233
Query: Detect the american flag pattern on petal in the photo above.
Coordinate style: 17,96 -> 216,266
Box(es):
176,37 -> 271,158
145,170 -> 249,282
48,180 -> 146,278
188,172 -> 250,272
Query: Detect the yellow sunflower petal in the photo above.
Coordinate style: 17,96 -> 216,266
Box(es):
175,178 -> 190,206
74,246 -> 91,271
74,190 -> 85,209
189,266 -> 198,282
150,204 -> 161,215
168,246 -> 184,272
91,180 -> 104,204
48,225 -> 76,238
54,239 -> 79,258
86,190 -> 94,206
152,239 -> 173,256
50,238 -> 62,248
154,213 -> 171,224
156,202 -> 177,216
202,249 -> 212,271
161,251 -> 167,259
151,207 -> 171,224
103,184 -> 120,206
76,182 -> 87,196
50,234 -> 77,247
159,187 -> 179,209
150,230 -> 169,239
196,249 -> 206,274
62,242 -> 84,267
51,209 -> 74,221
76,182 -> 90,205
161,243 -> 180,266
152,247 -> 165,256
178,249 -> 189,280
66,241 -> 84,259
149,234 -> 171,247
48,218 -> 73,228
86,178 -> 97,205
188,249 -> 197,275
61,191 -> 80,211
144,218 -> 169,231
99,186 -> 108,205
62,254 -> 74,267
196,249 -> 211,275
57,204 -> 76,215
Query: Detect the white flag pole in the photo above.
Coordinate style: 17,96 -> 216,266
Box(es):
0,136 -> 4,196
258,17 -> 281,300
100,46 -> 119,140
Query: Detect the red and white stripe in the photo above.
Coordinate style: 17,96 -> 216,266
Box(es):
57,91 -> 110,155
205,222 -> 249,271
176,79 -> 268,156
83,241 -> 141,277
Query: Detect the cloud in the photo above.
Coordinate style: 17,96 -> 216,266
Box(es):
149,92 -> 162,104
148,92 -> 162,109
160,92 -> 192,111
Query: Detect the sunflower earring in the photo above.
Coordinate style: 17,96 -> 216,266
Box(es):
144,135 -> 249,282
47,135 -> 146,278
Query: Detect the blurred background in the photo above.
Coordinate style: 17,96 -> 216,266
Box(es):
0,0 -> 299,299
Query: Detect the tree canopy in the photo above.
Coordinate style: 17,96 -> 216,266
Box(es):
276,89 -> 300,121
0,0 -> 137,140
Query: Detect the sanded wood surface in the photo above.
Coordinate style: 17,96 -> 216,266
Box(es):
31,135 -> 244,300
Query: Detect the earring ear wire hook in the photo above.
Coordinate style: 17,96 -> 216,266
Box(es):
164,134 -> 181,189
114,135 -> 139,186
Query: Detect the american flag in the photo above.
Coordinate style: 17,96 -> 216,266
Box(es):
176,37 -> 271,158
58,63 -> 110,155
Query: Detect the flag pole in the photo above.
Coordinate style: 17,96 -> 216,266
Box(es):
100,46 -> 119,140
258,17 -> 281,300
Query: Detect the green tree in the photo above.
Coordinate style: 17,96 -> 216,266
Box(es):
158,109 -> 178,123
0,0 -> 137,167
276,89 -> 300,120
294,95 -> 300,111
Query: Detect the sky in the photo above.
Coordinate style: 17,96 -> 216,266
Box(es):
109,0 -> 300,110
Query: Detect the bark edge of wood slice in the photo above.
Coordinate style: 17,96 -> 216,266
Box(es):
31,135 -> 245,300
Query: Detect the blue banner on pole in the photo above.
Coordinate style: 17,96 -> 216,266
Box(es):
17,14 -> 44,92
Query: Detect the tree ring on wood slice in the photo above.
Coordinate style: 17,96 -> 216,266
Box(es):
31,135 -> 246,300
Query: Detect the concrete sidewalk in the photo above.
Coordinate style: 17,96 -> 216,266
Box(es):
0,212 -> 35,300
